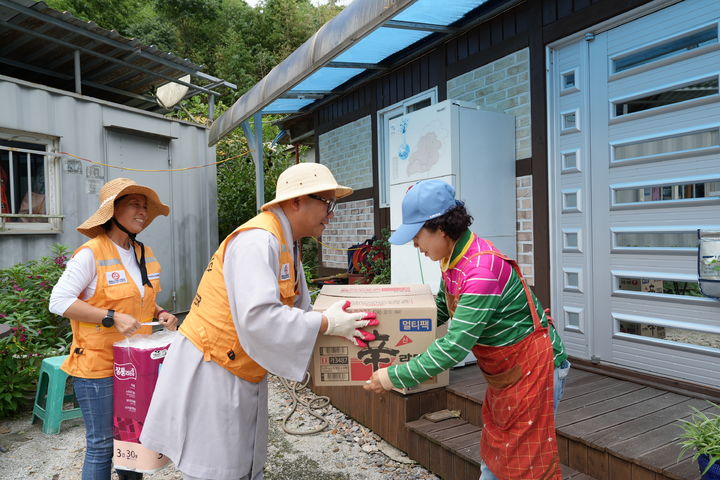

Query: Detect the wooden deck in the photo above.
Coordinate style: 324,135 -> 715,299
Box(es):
311,363 -> 717,480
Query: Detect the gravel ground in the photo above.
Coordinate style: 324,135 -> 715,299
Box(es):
0,375 -> 440,480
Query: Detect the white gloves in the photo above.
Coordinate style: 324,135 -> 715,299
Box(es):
323,300 -> 378,347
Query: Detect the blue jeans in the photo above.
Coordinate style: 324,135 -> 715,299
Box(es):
479,360 -> 571,480
73,377 -> 143,480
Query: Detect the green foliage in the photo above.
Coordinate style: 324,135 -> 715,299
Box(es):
677,402 -> 720,475
166,97 -> 299,240
216,143 -> 295,239
45,0 -> 147,34
0,353 -> 37,419
359,228 -> 391,284
0,245 -> 73,418
302,237 -> 319,286
47,0 -> 344,99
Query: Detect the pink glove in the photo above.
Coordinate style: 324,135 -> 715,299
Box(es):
323,300 -> 378,347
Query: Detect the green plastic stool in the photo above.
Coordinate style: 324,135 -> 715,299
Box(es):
31,355 -> 82,434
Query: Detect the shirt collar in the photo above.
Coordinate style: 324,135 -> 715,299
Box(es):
440,229 -> 473,272
269,206 -> 294,245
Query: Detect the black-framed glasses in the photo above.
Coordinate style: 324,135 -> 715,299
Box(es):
307,194 -> 337,214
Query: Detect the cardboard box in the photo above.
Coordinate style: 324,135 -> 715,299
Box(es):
312,284 -> 449,394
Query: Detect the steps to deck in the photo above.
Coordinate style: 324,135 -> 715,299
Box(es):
442,366 -> 708,480
310,364 -> 711,480
406,416 -> 596,480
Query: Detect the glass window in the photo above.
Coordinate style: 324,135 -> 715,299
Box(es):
617,276 -> 703,297
0,134 -> 62,234
406,98 -> 432,113
562,71 -> 576,90
614,179 -> 720,205
565,233 -> 577,248
562,190 -> 580,211
618,320 -> 720,350
613,25 -> 719,73
566,311 -> 580,327
565,271 -> 579,289
562,151 -> 578,171
613,78 -> 719,117
614,231 -> 697,249
563,229 -> 580,252
613,128 -> 720,162
561,111 -> 578,130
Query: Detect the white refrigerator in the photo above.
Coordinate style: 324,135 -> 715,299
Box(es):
388,100 -> 516,364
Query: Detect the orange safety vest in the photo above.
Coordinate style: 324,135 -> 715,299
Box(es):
61,234 -> 159,378
180,211 -> 298,382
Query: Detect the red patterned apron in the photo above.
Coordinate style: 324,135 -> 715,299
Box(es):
445,250 -> 560,480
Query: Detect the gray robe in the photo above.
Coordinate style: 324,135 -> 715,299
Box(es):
140,208 -> 322,480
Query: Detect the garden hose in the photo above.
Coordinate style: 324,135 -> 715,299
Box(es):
277,371 -> 331,435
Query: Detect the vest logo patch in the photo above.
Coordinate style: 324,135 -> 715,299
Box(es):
106,270 -> 128,285
280,263 -> 291,281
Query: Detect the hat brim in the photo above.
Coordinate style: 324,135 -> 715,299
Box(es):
389,221 -> 425,245
77,184 -> 170,238
261,183 -> 353,211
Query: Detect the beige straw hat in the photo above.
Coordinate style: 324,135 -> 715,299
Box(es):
261,163 -> 353,211
77,178 -> 170,238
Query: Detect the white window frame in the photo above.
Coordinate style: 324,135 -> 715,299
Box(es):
376,88 -> 438,207
563,305 -> 584,333
560,68 -> 580,95
0,129 -> 62,234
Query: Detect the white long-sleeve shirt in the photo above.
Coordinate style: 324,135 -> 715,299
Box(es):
140,207 -> 322,480
49,239 -> 144,316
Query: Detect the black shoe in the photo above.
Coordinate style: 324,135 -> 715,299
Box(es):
116,470 -> 143,480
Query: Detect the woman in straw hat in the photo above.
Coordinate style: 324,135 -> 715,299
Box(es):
49,178 -> 178,480
363,179 -> 569,480
140,162 -> 377,480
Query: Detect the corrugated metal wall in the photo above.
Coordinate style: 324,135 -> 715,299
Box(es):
0,77 -> 218,313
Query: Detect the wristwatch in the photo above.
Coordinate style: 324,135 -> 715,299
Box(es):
101,309 -> 115,328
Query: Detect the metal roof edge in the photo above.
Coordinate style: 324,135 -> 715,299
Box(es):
273,0 -> 524,137
0,74 -> 210,130
208,0 -> 415,146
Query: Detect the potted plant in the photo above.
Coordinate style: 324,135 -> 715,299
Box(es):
677,402 -> 720,479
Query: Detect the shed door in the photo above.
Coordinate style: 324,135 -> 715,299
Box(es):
105,129 -> 176,311
549,0 -> 720,387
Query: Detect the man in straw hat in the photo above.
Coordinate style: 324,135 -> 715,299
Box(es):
140,162 -> 378,480
49,178 -> 179,480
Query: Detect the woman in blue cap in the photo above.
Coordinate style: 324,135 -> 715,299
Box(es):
364,179 -> 569,480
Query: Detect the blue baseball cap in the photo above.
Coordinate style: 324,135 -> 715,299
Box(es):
389,179 -> 458,245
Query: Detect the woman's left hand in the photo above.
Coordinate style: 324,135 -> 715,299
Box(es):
158,311 -> 179,331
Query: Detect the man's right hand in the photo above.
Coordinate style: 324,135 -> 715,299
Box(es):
323,300 -> 378,347
113,312 -> 142,336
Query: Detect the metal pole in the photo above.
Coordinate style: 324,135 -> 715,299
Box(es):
208,94 -> 215,123
254,112 -> 264,211
26,153 -> 32,214
74,50 -> 81,94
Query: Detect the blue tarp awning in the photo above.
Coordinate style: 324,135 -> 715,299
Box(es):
208,0 -> 499,145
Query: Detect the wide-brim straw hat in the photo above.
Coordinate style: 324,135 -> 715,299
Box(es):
261,163 -> 353,211
77,178 -> 170,238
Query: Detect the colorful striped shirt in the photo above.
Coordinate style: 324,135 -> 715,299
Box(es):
387,230 -> 567,390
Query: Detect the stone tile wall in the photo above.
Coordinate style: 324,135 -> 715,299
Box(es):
448,49 -> 535,283
446,48 -> 531,160
318,116 -> 373,190
320,198 -> 375,269
516,175 -> 534,285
